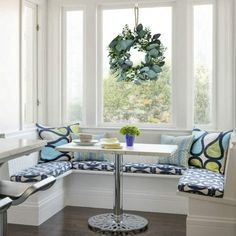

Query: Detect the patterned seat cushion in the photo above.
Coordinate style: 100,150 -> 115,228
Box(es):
178,168 -> 224,197
72,161 -> 114,171
10,161 -> 72,182
124,163 -> 186,175
72,161 -> 186,175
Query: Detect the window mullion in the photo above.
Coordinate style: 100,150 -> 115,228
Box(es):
84,3 -> 97,127
173,0 -> 191,129
215,0 -> 234,130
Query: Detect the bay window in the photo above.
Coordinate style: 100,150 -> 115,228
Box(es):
52,0 -> 234,130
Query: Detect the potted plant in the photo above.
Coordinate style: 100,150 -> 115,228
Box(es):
120,125 -> 140,147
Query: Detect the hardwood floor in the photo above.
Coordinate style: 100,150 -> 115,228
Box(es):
8,207 -> 186,236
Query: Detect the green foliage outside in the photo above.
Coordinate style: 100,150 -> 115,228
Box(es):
68,99 -> 82,123
103,63 -> 211,125
194,65 -> 211,124
103,64 -> 172,123
66,64 -> 210,125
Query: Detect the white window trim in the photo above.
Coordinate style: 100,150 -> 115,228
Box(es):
96,1 -> 176,129
20,0 -> 47,130
61,6 -> 86,124
187,0 -> 217,130
46,0 -> 235,131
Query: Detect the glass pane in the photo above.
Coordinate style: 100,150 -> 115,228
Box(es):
194,5 -> 213,125
102,7 -> 172,124
22,3 -> 37,124
66,10 -> 83,123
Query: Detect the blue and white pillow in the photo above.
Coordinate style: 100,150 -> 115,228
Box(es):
158,135 -> 194,167
36,123 -> 80,162
71,133 -> 107,161
189,128 -> 232,173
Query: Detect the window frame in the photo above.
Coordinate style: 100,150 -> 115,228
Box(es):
51,0 -> 234,131
190,0 -> 217,130
61,6 -> 86,124
21,0 -> 39,129
19,0 -> 47,131
96,2 -> 176,129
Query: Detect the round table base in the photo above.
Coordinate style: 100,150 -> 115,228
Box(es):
88,213 -> 148,235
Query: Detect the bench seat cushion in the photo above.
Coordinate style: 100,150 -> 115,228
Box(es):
178,168 -> 224,197
10,161 -> 72,182
72,161 -> 186,175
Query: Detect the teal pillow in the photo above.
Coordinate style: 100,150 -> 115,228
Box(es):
158,135 -> 194,167
72,133 -> 106,161
36,123 -> 80,162
189,128 -> 232,173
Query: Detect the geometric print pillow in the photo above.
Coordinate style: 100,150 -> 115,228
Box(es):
158,135 -> 194,167
188,128 -> 232,173
36,123 -> 80,162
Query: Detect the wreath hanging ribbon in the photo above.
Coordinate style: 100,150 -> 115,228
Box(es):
108,23 -> 166,85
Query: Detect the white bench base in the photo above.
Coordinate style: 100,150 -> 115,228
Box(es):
186,197 -> 236,236
7,170 -> 187,226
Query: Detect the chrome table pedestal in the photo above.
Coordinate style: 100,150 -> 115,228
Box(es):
88,154 -> 148,235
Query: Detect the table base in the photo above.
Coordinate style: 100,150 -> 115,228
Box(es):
88,213 -> 148,235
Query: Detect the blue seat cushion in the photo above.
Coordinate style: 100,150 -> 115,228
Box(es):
178,168 -> 224,197
10,161 -> 72,182
72,161 -> 114,171
72,161 -> 186,175
124,163 -> 186,175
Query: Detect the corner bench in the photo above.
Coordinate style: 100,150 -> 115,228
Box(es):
8,158 -> 187,226
7,137 -> 236,236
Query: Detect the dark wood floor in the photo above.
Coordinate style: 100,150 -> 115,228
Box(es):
8,206 -> 186,236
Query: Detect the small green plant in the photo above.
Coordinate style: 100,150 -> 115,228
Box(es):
120,125 -> 141,136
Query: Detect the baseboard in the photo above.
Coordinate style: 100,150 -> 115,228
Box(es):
66,188 -> 187,214
187,215 -> 236,236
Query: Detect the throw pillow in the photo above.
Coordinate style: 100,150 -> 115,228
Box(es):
36,123 -> 80,162
158,135 -> 194,167
189,128 -> 232,173
71,133 -> 107,161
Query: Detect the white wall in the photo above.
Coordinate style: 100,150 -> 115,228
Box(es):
0,0 -> 20,132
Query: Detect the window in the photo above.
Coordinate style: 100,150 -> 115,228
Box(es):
22,1 -> 38,126
101,6 -> 172,125
56,0 -> 233,130
62,9 -> 84,123
193,4 -> 214,125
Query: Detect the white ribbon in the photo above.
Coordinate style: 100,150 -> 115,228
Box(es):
134,3 -> 139,29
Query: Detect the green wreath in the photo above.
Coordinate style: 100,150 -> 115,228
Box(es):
108,24 -> 166,84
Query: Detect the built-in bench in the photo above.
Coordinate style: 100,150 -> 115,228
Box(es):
4,128 -> 236,236
176,138 -> 236,236
7,157 -> 187,226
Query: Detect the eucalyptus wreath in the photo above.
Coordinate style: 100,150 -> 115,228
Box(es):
108,24 -> 166,84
